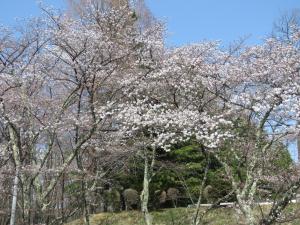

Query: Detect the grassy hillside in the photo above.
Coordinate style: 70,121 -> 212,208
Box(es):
65,206 -> 300,225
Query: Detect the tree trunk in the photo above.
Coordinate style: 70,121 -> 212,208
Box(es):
193,148 -> 210,225
242,204 -> 256,225
141,160 -> 152,225
76,152 -> 90,225
236,194 -> 256,225
140,147 -> 155,225
192,165 -> 209,225
10,168 -> 19,225
82,180 -> 90,225
61,176 -> 65,224
7,122 -> 22,225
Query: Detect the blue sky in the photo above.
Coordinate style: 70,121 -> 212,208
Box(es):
1,0 -> 299,46
0,0 -> 65,24
145,0 -> 300,46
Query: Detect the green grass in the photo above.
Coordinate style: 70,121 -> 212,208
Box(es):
65,205 -> 300,225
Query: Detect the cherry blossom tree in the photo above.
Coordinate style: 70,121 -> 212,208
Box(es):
214,34 -> 300,225
0,2 -> 160,224
119,29 -> 300,225
2,2 -> 300,225
118,42 -> 233,225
